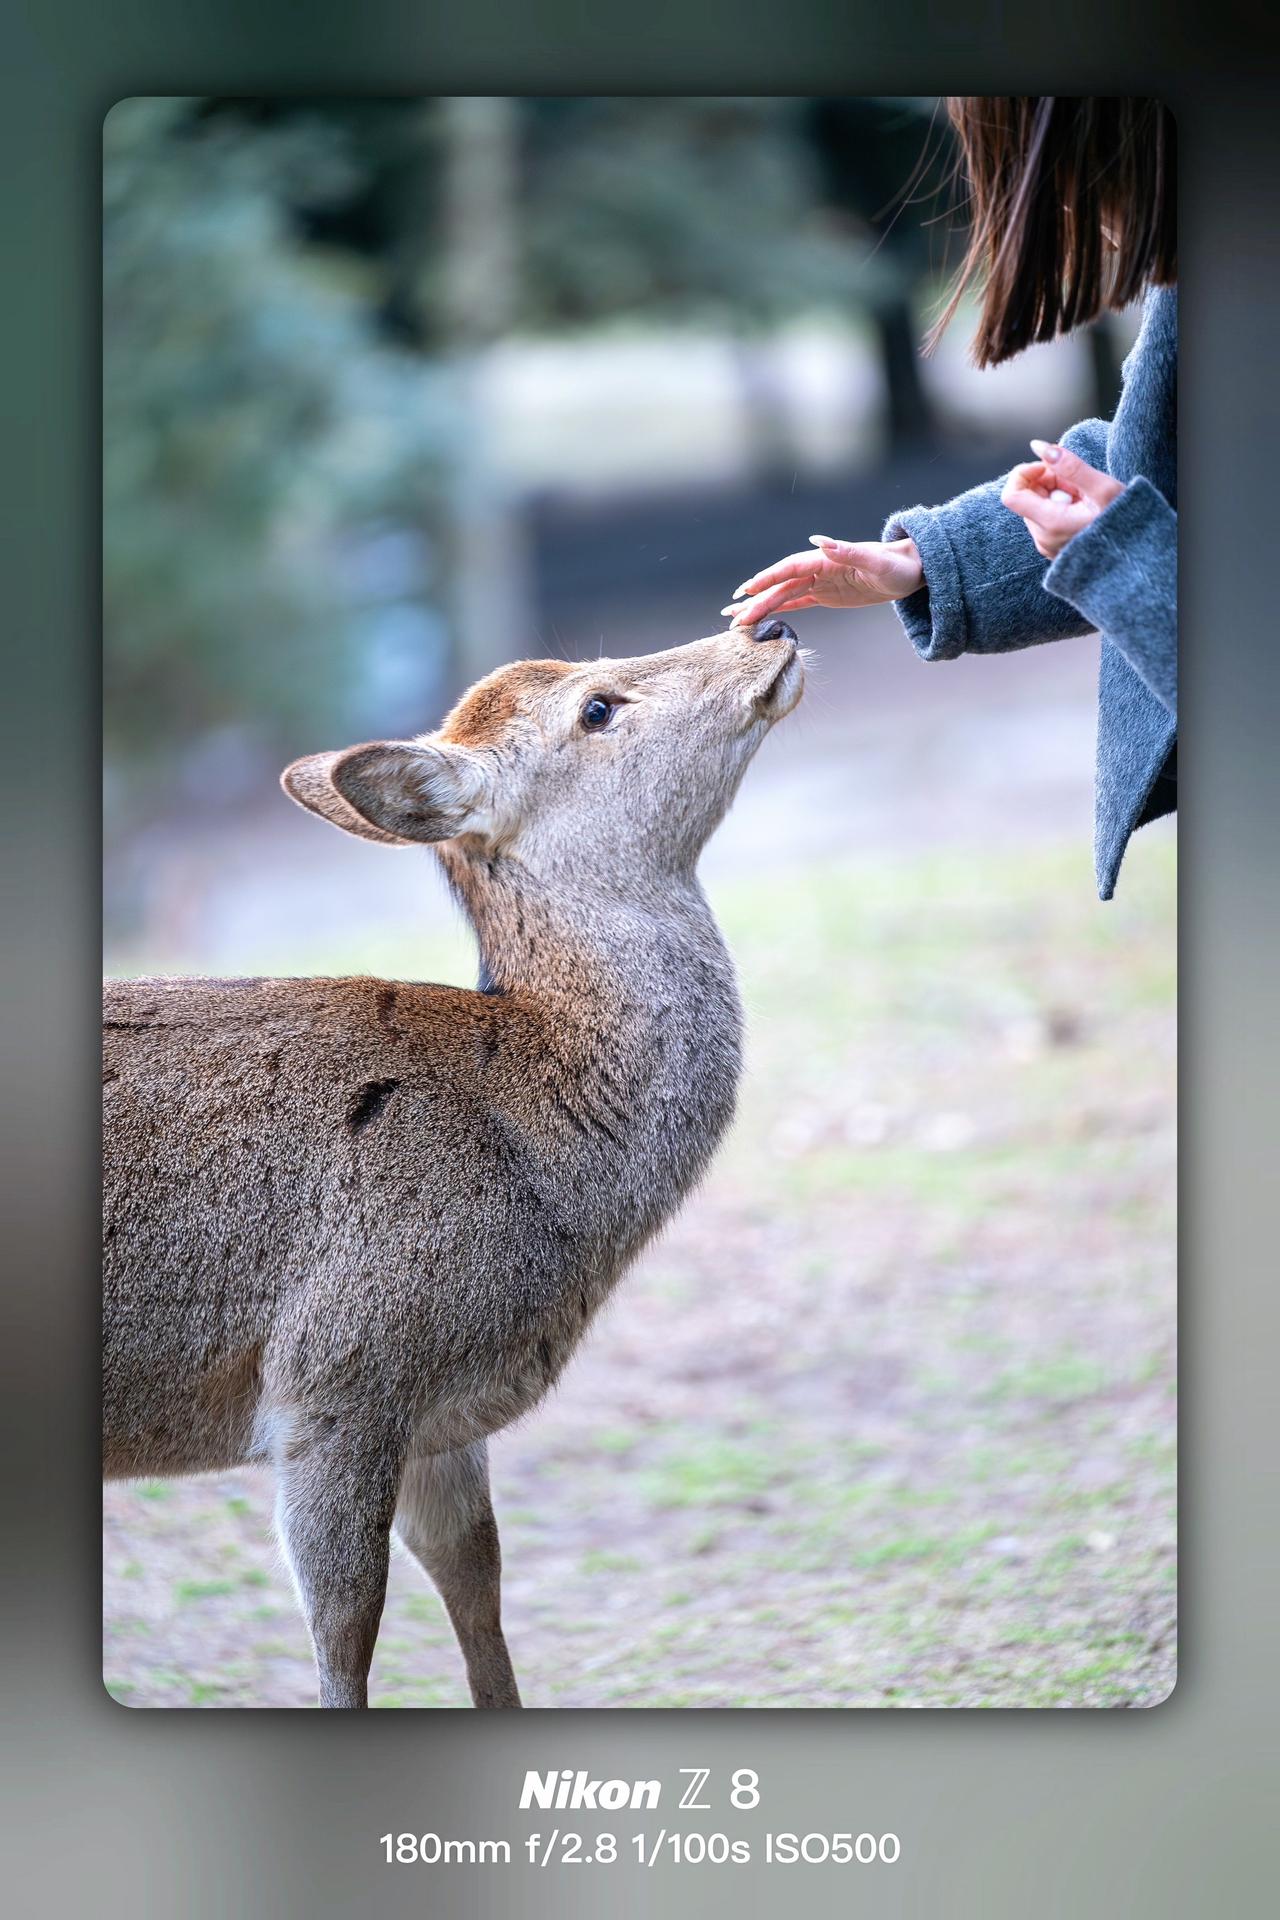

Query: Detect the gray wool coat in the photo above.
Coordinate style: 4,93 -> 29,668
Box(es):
883,285 -> 1177,899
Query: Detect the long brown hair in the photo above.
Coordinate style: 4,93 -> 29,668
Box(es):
928,97 -> 1177,366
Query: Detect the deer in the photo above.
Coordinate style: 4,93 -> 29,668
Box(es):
103,619 -> 804,1708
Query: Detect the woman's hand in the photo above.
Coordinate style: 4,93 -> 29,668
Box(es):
723,534 -> 924,628
1001,439 -> 1126,560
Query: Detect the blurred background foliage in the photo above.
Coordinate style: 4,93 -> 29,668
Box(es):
104,99 -> 456,798
104,94 -> 1129,945
105,98 -> 964,847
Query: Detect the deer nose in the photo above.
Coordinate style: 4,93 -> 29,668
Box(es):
753,618 -> 796,645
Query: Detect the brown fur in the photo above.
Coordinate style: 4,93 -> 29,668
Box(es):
439,659 -> 574,747
103,626 -> 803,1707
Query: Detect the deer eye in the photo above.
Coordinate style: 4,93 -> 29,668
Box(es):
580,696 -> 615,731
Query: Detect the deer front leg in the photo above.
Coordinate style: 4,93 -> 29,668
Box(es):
395,1440 -> 522,1709
271,1411 -> 401,1709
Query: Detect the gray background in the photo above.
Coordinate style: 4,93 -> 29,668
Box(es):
3,7 -> 1276,1916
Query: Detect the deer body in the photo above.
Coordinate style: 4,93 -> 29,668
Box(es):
103,626 -> 802,1707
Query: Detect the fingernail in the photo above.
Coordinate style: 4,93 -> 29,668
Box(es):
732,585 -> 749,599
1030,439 -> 1061,463
808,532 -> 837,546
1049,488 -> 1073,504
720,606 -> 739,618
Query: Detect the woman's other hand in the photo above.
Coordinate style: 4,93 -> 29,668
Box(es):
723,534 -> 924,628
1001,439 -> 1126,560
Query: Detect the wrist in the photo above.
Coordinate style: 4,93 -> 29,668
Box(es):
889,536 -> 924,597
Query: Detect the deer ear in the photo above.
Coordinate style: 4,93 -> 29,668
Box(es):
281,741 -> 487,846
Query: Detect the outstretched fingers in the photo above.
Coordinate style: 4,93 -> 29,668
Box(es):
725,577 -> 820,626
731,550 -> 828,600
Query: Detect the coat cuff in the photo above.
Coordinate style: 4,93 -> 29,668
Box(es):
881,503 -> 970,661
1043,477 -> 1177,712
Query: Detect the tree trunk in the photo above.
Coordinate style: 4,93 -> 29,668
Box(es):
440,98 -> 532,692
874,296 -> 933,453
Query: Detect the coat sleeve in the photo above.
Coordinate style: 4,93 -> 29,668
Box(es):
1041,477 -> 1177,716
882,418 -> 1110,659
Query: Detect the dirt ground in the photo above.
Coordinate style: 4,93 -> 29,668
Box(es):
104,611 -> 1175,1709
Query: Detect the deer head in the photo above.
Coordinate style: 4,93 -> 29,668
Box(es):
281,622 -> 803,887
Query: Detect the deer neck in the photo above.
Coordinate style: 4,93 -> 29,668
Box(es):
437,847 -> 744,1195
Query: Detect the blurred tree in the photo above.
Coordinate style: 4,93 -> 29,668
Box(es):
110,93 -> 1060,867
195,98 -> 449,350
515,98 -> 890,475
436,97 -> 533,681
158,99 -> 965,505
517,98 -> 873,327
103,98 -> 456,827
805,97 -> 955,450
199,98 -> 535,682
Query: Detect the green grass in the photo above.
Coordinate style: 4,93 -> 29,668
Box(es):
638,1438 -> 781,1511
580,1550 -> 644,1576
985,1353 -> 1115,1404
173,1578 -> 238,1604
